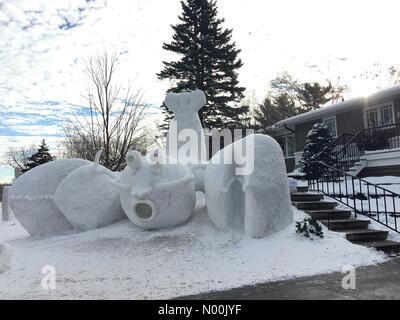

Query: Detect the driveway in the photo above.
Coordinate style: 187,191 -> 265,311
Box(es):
178,256 -> 400,300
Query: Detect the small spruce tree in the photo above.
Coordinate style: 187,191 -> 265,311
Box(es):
300,123 -> 335,178
22,140 -> 55,173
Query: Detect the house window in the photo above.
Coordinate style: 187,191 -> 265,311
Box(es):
364,102 -> 394,128
366,108 -> 379,127
322,116 -> 337,137
381,105 -> 394,125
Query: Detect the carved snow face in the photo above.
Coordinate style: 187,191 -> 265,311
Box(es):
119,150 -> 196,229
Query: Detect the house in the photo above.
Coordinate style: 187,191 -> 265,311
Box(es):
269,85 -> 400,177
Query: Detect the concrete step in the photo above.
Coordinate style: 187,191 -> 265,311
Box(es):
295,201 -> 338,210
291,193 -> 324,202
296,186 -> 309,193
320,219 -> 370,231
354,240 -> 400,254
305,209 -> 352,220
345,229 -> 389,242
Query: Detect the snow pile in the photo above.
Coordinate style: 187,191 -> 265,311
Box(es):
0,197 -> 386,299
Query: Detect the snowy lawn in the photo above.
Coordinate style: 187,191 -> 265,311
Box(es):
0,195 -> 387,299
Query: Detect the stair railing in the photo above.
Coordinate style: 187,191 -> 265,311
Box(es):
316,133 -> 355,161
334,123 -> 400,172
308,161 -> 400,234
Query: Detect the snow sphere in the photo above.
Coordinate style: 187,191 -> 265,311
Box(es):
205,134 -> 293,238
8,159 -> 91,237
54,164 -> 125,230
119,150 -> 196,229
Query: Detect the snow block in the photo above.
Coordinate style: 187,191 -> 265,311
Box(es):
120,150 -> 196,229
0,243 -> 12,273
205,134 -> 293,238
165,90 -> 207,162
54,164 -> 125,230
8,159 -> 91,237
2,186 -> 10,221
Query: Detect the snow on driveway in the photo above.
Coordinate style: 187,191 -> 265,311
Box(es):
0,200 -> 387,299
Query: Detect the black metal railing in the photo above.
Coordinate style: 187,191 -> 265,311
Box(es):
316,133 -> 355,160
308,161 -> 400,233
334,123 -> 400,172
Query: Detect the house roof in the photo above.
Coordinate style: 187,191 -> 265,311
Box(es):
271,85 -> 400,129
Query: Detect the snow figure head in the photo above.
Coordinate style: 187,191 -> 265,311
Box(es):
164,89 -> 206,115
119,149 -> 196,229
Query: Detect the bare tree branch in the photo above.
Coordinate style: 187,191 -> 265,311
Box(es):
62,50 -> 152,171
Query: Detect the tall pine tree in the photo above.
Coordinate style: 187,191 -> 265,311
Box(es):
157,0 -> 248,130
22,140 -> 55,173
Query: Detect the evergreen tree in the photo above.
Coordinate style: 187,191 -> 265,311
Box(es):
22,140 -> 55,173
297,82 -> 332,113
253,93 -> 296,130
299,123 -> 335,178
157,0 -> 248,130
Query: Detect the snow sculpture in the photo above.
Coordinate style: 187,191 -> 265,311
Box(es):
0,243 -> 12,273
119,149 -> 196,229
54,155 -> 125,230
8,155 -> 124,236
204,134 -> 293,238
2,186 -> 11,221
8,159 -> 90,236
7,89 -> 293,240
165,90 -> 207,162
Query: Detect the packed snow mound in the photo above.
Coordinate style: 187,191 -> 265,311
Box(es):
205,134 -> 293,238
8,159 -> 90,236
0,243 -> 12,273
54,165 -> 125,231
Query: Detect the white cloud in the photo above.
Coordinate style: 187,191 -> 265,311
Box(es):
1,0 -> 400,161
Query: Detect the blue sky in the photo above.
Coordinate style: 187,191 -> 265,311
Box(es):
1,0 -> 400,182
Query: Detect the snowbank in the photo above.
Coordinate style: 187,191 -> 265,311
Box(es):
0,196 -> 386,299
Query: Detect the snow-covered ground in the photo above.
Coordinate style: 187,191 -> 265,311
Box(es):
0,194 -> 387,299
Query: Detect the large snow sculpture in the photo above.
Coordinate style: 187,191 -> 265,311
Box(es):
165,90 -> 207,163
204,134 -> 293,238
54,155 -> 125,230
119,149 -> 196,229
8,89 -> 293,240
8,159 -> 90,236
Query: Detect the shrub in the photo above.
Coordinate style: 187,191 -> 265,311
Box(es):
296,217 -> 324,239
300,123 -> 335,179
